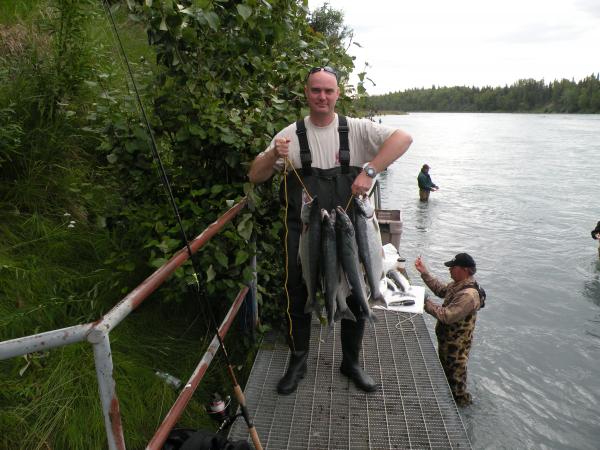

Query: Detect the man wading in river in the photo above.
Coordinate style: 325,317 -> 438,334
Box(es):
414,253 -> 484,406
248,66 -> 412,394
417,163 -> 438,201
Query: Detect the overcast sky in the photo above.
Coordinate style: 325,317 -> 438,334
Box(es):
307,0 -> 600,95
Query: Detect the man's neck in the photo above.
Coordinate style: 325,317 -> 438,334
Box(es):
309,112 -> 336,127
455,275 -> 474,284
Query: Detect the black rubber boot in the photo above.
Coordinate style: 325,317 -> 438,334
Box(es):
277,320 -> 311,395
277,350 -> 308,395
340,314 -> 378,393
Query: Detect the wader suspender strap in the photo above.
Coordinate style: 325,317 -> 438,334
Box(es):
295,119 -> 312,176
295,116 -> 351,176
462,282 -> 487,309
338,115 -> 350,174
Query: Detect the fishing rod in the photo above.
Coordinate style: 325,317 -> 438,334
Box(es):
101,3 -> 262,449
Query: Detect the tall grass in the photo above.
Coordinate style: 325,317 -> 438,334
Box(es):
0,0 -> 44,25
0,2 -> 232,448
1,297 -> 222,449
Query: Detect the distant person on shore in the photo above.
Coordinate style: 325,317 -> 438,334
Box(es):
414,253 -> 484,406
417,164 -> 439,201
592,221 -> 600,257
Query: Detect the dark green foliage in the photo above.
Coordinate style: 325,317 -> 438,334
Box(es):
0,1 -> 214,447
124,0 -> 358,324
362,74 -> 600,113
309,1 -> 352,48
1,0 -> 356,447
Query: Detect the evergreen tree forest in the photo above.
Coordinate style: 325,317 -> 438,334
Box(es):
362,75 -> 600,113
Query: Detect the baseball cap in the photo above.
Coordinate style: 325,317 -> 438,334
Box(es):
444,253 -> 476,269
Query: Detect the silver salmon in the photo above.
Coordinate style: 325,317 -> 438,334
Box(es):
335,206 -> 376,324
299,192 -> 321,315
321,209 -> 356,327
335,287 -> 356,322
353,196 -> 385,304
387,269 -> 410,293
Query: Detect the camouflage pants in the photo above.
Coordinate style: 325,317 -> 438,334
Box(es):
436,320 -> 476,407
419,189 -> 430,202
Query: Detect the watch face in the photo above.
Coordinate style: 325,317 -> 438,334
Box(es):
366,167 -> 376,178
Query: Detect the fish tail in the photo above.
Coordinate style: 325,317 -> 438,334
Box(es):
335,307 -> 357,322
303,298 -> 314,314
325,323 -> 335,340
365,310 -> 378,326
369,295 -> 386,308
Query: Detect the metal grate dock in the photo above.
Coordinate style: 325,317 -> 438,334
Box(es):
229,309 -> 471,449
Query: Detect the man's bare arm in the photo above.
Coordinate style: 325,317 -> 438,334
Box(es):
248,138 -> 290,184
351,130 -> 413,196
248,147 -> 278,184
369,129 -> 412,173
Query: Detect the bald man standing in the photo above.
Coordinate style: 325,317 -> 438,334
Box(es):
249,66 -> 412,395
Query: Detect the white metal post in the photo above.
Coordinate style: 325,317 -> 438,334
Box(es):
91,331 -> 126,450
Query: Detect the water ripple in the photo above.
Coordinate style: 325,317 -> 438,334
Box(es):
380,113 -> 600,449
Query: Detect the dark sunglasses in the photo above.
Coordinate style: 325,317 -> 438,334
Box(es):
306,66 -> 338,81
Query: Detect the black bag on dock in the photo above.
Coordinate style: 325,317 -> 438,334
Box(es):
163,428 -> 251,450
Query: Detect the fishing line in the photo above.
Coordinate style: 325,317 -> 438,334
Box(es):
285,157 -> 355,211
282,157 -> 295,351
394,312 -> 418,331
344,194 -> 355,212
101,3 -> 262,448
286,158 -> 312,200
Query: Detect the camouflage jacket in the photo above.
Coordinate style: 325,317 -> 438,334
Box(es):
421,273 -> 481,324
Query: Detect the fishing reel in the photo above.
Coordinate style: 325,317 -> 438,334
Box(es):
206,392 -> 231,424
206,392 -> 244,433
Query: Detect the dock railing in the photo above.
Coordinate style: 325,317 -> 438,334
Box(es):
0,198 -> 254,450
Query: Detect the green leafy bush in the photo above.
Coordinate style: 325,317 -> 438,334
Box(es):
126,0 -> 358,325
1,0 -> 358,447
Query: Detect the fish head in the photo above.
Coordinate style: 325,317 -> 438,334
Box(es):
301,189 -> 311,205
309,196 -> 320,221
335,206 -> 354,235
321,208 -> 336,234
353,195 -> 374,218
300,192 -> 316,223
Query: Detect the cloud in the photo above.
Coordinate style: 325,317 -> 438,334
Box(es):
308,0 -> 600,94
495,22 -> 587,44
575,0 -> 600,18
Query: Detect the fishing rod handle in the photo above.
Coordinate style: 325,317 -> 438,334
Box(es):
232,384 -> 263,450
248,426 -> 263,450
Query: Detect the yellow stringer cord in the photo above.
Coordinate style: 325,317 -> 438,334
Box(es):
283,158 -> 295,351
344,193 -> 354,212
287,161 -> 312,201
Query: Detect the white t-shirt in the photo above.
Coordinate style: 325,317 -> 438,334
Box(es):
265,114 -> 397,172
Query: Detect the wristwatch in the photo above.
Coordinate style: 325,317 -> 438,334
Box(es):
364,165 -> 377,178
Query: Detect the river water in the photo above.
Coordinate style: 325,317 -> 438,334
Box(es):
377,113 -> 600,449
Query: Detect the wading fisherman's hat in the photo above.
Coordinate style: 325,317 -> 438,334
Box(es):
444,253 -> 476,269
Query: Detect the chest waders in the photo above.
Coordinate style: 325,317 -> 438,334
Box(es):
276,116 -> 378,394
435,286 -> 480,406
